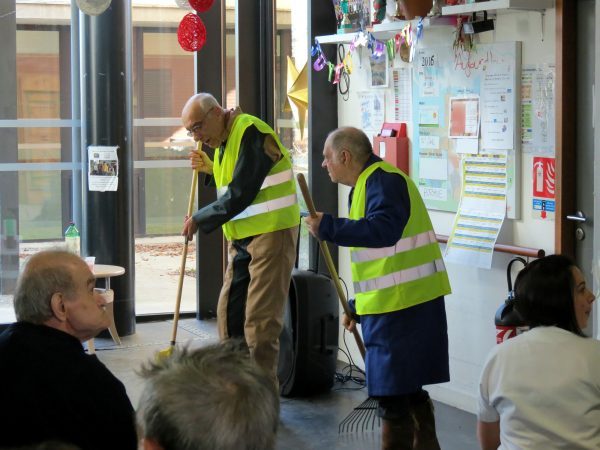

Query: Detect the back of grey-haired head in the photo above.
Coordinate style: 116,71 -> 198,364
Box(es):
327,126 -> 373,164
13,249 -> 79,324
138,340 -> 279,450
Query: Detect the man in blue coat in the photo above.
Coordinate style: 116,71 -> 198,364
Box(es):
306,127 -> 451,450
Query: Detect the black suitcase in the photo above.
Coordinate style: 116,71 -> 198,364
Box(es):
278,268 -> 339,397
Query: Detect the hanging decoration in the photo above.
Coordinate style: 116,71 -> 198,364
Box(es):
372,0 -> 386,24
310,19 -> 422,95
188,0 -> 215,13
176,0 -> 213,52
177,13 -> 207,52
285,56 -> 309,140
174,0 -> 192,9
398,0 -> 433,19
76,0 -> 111,16
453,16 -> 474,53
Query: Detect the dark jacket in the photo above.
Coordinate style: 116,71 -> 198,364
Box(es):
0,322 -> 137,450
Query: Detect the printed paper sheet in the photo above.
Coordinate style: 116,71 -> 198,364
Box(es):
445,153 -> 507,269
88,146 -> 119,192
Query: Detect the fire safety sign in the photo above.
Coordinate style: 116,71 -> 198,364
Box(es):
532,156 -> 555,220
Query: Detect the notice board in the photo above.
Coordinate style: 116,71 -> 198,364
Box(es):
411,41 -> 521,219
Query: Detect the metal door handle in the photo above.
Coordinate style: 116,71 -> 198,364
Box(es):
566,211 -> 587,222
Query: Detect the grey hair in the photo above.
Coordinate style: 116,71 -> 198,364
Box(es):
327,126 -> 373,164
186,92 -> 221,116
137,340 -> 279,450
13,249 -> 79,324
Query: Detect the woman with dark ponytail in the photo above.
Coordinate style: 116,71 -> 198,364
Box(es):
477,255 -> 599,450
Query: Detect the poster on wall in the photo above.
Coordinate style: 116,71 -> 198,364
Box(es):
393,68 -> 412,123
531,156 -> 555,220
521,65 -> 555,154
412,42 -> 521,219
370,53 -> 389,88
358,91 -> 385,142
449,96 -> 480,138
88,146 -> 119,192
481,62 -> 516,151
445,153 -> 508,269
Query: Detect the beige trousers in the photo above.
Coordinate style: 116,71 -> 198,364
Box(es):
217,226 -> 298,380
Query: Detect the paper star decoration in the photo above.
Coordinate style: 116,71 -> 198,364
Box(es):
285,56 -> 308,140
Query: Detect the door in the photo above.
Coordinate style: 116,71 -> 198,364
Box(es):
574,0 -> 597,337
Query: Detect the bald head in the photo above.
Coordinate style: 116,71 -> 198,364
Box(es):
325,127 -> 373,166
181,93 -> 221,125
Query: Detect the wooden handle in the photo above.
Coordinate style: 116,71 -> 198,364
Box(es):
170,143 -> 200,344
297,173 -> 366,360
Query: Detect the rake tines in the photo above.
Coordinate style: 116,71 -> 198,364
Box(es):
338,397 -> 380,434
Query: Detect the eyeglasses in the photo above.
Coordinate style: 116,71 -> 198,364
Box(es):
186,108 -> 212,137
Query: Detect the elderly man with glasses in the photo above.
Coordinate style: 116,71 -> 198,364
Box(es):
181,93 -> 299,386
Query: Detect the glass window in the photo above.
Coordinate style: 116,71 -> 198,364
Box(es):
1,3 -> 74,323
131,3 -> 197,315
224,0 -> 236,109
274,0 -> 309,269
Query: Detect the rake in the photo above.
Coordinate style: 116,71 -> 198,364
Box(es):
338,397 -> 380,433
296,174 -> 378,433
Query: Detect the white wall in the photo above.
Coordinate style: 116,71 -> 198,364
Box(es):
333,9 -> 557,413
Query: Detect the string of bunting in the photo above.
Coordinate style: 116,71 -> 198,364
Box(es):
311,18 -> 423,90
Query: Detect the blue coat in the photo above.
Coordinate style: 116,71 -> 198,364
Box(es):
319,154 -> 449,396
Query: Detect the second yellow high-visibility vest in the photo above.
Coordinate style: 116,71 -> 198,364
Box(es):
213,114 -> 299,240
349,161 -> 451,315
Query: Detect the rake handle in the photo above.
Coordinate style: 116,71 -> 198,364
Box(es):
170,145 -> 200,345
297,173 -> 366,361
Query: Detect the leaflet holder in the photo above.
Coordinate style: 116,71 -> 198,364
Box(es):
373,123 -> 409,174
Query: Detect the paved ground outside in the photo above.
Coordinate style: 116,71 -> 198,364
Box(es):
0,236 -> 199,323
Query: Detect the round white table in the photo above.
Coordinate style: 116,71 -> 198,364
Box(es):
89,264 -> 126,350
92,264 -> 125,290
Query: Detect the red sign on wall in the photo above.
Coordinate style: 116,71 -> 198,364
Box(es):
532,157 -> 555,199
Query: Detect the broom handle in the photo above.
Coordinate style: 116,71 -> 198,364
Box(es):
170,148 -> 200,345
297,173 -> 366,360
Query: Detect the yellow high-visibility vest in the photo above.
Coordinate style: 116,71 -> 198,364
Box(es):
213,114 -> 299,240
349,161 -> 451,315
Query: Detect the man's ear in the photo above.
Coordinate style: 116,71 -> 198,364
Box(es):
341,149 -> 351,165
142,437 -> 164,450
50,292 -> 67,322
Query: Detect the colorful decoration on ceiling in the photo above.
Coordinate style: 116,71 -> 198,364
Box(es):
285,56 -> 309,140
76,0 -> 112,16
310,19 -> 422,95
176,0 -> 215,52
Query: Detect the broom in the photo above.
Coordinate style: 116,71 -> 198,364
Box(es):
156,145 -> 200,360
296,174 -> 378,433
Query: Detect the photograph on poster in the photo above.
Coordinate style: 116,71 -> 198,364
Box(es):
449,96 -> 480,138
370,53 -> 388,88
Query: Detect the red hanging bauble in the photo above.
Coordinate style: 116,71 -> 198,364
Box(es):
188,0 -> 214,13
177,13 -> 207,52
